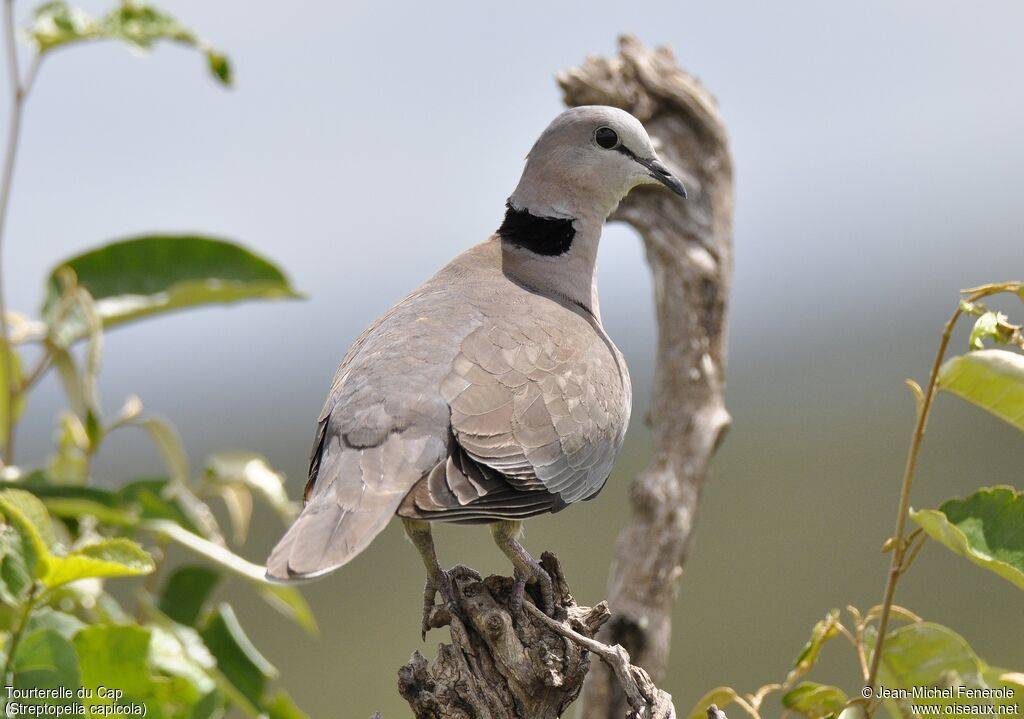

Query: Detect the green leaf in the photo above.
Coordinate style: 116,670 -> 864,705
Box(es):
0,488 -> 57,548
204,452 -> 298,543
793,609 -> 841,673
937,350 -> 1024,431
218,483 -> 253,545
140,599 -> 224,716
24,607 -> 86,641
0,491 -> 52,579
120,478 -> 202,535
136,416 -> 191,485
26,1 -> 98,52
687,687 -> 737,719
205,50 -> 232,84
43,537 -> 155,588
141,519 -> 317,635
187,689 -> 224,719
782,682 -> 848,719
8,473 -> 118,506
969,312 -> 1019,350
872,622 -> 1021,718
911,486 -> 1024,590
46,412 -> 90,483
130,418 -> 229,545
200,604 -> 277,707
28,2 -> 232,85
0,499 -> 152,593
12,628 -> 81,699
43,497 -> 138,527
102,3 -> 194,48
984,668 -> 1024,708
149,623 -> 217,697
264,690 -> 311,719
74,624 -> 156,712
0,345 -> 25,453
6,476 -> 138,526
0,525 -> 32,603
158,565 -> 221,626
43,235 -> 301,345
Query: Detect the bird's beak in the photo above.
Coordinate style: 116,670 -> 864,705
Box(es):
616,145 -> 687,198
635,156 -> 687,198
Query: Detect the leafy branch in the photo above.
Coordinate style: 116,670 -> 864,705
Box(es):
0,0 -> 233,465
690,282 -> 1024,719
0,2 -> 313,717
866,281 -> 1024,695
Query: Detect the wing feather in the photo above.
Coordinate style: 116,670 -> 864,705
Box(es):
442,309 -> 630,506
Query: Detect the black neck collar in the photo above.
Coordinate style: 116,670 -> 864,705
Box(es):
497,202 -> 575,256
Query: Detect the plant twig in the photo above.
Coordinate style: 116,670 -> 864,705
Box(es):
1,581 -> 41,686
0,0 -> 24,464
865,303 -> 962,694
17,349 -> 52,393
524,601 -> 675,718
0,1 -> 43,465
865,281 -> 1020,701
897,530 -> 928,575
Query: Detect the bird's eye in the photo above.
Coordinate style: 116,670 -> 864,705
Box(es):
594,126 -> 619,150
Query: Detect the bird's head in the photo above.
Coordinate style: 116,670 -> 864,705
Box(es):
508,105 -> 686,223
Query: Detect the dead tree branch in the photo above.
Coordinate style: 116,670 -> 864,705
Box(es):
559,36 -> 735,717
397,553 -> 674,719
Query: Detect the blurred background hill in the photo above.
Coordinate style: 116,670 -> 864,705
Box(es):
4,1 -> 1023,716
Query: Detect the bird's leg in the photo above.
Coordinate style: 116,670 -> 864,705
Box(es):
490,520 -> 555,616
402,518 -> 480,639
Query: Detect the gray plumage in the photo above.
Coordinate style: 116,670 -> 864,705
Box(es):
266,105 -> 685,583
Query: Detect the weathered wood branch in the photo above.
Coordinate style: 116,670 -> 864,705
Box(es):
559,36 -> 734,717
397,553 -> 674,719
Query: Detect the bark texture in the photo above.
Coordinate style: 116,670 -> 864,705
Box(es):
397,554 -> 674,719
559,36 -> 734,718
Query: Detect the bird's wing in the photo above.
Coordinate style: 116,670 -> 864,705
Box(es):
398,441 -> 563,523
266,291 -> 462,581
440,307 -> 629,507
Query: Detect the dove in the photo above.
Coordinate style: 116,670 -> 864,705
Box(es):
266,105 -> 686,634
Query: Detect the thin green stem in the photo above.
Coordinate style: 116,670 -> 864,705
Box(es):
17,349 -> 51,392
864,282 -> 1017,704
864,305 -> 961,698
133,534 -> 169,622
897,530 -> 928,575
1,581 -> 41,686
0,0 -> 23,465
0,2 -> 42,466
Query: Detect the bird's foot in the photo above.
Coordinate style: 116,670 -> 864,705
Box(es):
510,558 -> 555,618
420,564 -> 482,640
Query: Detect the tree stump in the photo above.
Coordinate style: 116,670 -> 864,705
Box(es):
397,554 -> 674,719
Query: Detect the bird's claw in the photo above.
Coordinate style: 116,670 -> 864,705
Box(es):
511,559 -> 555,617
420,564 -> 483,639
447,564 -> 482,584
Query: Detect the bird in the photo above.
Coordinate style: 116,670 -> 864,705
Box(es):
265,105 -> 686,635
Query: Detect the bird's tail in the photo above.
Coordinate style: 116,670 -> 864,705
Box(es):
264,488 -> 405,582
266,433 -> 441,582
